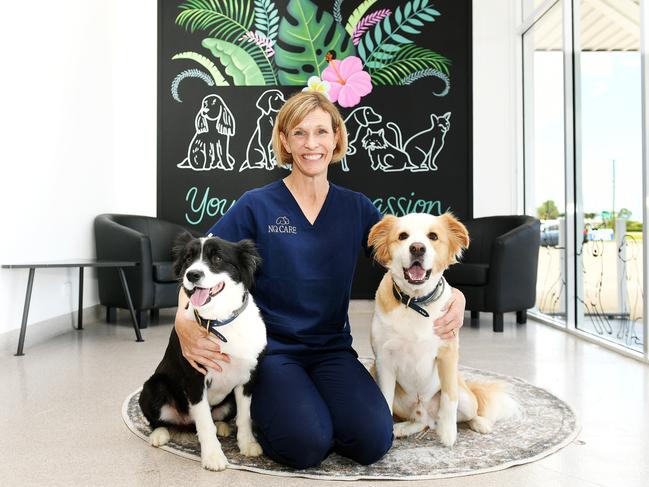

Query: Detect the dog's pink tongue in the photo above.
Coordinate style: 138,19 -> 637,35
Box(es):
190,287 -> 211,307
407,265 -> 426,281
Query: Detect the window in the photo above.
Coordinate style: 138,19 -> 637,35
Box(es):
520,0 -> 646,358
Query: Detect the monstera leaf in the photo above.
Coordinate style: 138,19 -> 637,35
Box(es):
275,0 -> 356,85
202,38 -> 265,85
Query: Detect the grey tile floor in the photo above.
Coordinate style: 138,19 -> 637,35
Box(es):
2,303 -> 648,487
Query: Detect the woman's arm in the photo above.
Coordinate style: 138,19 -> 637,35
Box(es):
434,287 -> 466,339
175,289 -> 230,375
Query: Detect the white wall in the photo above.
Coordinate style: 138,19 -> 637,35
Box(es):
472,0 -> 520,217
0,0 -> 518,337
0,0 -> 157,336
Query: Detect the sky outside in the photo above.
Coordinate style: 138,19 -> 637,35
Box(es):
531,51 -> 643,221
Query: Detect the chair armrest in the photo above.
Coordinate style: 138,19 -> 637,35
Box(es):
94,216 -> 153,268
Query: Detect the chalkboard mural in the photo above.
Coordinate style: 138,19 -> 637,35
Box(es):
158,0 -> 472,298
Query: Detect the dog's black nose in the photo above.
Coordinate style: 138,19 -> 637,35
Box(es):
409,242 -> 426,256
186,270 -> 204,283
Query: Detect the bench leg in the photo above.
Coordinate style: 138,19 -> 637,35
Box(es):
117,268 -> 144,342
77,267 -> 84,330
16,268 -> 36,356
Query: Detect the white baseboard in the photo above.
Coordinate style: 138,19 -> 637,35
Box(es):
0,305 -> 103,355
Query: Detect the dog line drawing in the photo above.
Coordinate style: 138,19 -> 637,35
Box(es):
178,94 -> 236,171
239,90 -> 286,172
340,106 -> 383,171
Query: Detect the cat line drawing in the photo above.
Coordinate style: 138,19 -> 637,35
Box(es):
388,112 -> 451,171
362,112 -> 452,172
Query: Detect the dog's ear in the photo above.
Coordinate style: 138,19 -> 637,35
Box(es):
195,110 -> 208,133
172,231 -> 194,278
256,91 -> 271,114
438,213 -> 469,263
236,239 -> 262,289
215,97 -> 236,136
368,215 -> 398,267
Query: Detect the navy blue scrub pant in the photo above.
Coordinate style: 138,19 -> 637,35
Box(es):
250,350 -> 394,469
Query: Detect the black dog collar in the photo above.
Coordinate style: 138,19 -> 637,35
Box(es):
392,277 -> 446,318
193,291 -> 250,343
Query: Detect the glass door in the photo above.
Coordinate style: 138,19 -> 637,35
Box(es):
575,0 -> 644,352
523,2 -> 567,323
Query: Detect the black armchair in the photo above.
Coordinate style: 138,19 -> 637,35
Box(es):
444,215 -> 540,332
94,214 -> 200,326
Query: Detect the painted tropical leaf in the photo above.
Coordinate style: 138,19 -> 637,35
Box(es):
202,38 -> 265,85
401,68 -> 450,96
274,0 -> 356,85
345,0 -> 378,35
371,45 -> 450,86
357,0 -> 440,73
254,0 -> 279,42
352,9 -> 391,46
334,0 -> 344,23
176,0 -> 254,40
172,51 -> 230,86
176,0 -> 277,85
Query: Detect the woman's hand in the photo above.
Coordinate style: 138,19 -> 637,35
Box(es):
175,290 -> 230,375
434,287 -> 466,340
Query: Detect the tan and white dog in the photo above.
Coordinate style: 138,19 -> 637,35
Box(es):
368,213 -> 519,446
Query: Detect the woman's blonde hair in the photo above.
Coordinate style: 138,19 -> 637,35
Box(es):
271,91 -> 348,168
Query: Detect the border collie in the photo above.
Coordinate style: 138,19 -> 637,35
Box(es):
368,213 -> 519,446
138,233 -> 267,471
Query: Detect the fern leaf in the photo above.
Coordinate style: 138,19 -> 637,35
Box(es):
401,68 -> 450,96
334,0 -> 343,23
172,51 -> 230,86
171,69 -> 216,102
254,0 -> 280,42
351,9 -> 391,46
181,0 -> 254,27
357,0 -> 441,73
345,0 -> 378,35
176,0 -> 254,40
371,45 -> 450,86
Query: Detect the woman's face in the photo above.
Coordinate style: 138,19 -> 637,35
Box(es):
280,108 -> 339,178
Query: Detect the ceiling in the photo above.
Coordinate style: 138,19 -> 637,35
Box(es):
530,0 -> 640,51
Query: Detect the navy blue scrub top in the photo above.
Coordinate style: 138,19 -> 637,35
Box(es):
207,179 -> 381,355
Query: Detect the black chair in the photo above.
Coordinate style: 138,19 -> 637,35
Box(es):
94,214 -> 200,327
444,215 -> 541,332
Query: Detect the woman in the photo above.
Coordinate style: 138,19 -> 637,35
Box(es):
175,91 -> 466,468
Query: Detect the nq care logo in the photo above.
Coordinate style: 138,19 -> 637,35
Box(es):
268,216 -> 297,234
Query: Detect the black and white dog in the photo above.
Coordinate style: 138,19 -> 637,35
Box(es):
138,233 -> 267,471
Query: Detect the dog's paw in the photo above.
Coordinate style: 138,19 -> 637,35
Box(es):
201,448 -> 228,471
215,421 -> 231,437
238,438 -> 263,457
149,427 -> 170,447
436,420 -> 457,447
468,416 -> 493,434
393,421 -> 425,438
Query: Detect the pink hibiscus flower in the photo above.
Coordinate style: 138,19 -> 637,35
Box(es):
322,56 -> 372,108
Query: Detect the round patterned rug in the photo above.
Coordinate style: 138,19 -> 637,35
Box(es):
122,361 -> 579,480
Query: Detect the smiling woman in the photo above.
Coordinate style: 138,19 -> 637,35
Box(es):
173,90 -> 467,471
